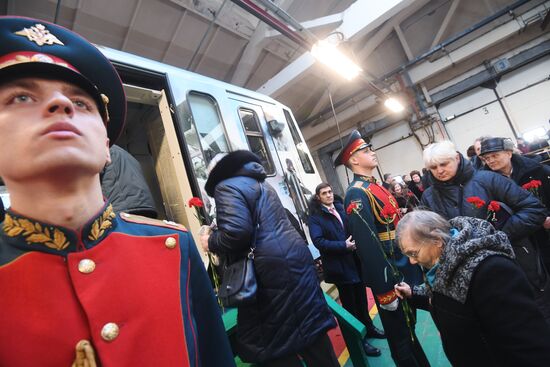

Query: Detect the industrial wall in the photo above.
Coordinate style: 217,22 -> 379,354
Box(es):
328,53 -> 550,193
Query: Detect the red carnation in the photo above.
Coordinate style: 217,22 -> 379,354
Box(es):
522,182 -> 533,190
466,196 -> 486,209
188,197 -> 204,208
487,201 -> 501,212
346,202 -> 358,215
532,180 -> 542,188
381,205 -> 397,220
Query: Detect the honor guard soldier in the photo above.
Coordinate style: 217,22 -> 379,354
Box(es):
335,130 -> 429,367
0,16 -> 234,367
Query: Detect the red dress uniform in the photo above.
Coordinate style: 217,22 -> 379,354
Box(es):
0,202 -> 235,367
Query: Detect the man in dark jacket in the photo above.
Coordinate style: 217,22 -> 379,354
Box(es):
203,150 -> 338,367
308,182 -> 385,357
100,144 -> 158,218
421,140 -> 550,321
480,137 -> 550,274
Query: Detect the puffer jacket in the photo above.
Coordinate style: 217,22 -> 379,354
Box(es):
206,151 -> 335,363
489,153 -> 550,272
509,154 -> 550,212
308,197 -> 362,285
421,154 -> 546,242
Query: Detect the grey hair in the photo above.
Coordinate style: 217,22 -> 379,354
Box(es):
396,210 -> 451,249
423,141 -> 458,168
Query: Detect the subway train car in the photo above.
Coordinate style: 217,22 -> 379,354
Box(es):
98,46 -> 320,257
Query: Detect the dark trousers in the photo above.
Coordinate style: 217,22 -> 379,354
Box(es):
376,299 -> 430,367
336,282 -> 375,330
261,333 -> 339,367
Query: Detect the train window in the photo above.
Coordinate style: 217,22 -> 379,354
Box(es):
283,109 -> 315,173
238,109 -> 275,175
186,93 -> 230,181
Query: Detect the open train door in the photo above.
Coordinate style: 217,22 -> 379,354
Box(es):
119,84 -> 205,262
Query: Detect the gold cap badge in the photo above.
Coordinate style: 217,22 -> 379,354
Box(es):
15,23 -> 64,46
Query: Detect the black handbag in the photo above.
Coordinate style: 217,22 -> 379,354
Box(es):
218,185 -> 262,308
218,248 -> 257,307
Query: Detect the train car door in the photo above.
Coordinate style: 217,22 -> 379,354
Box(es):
117,84 -> 204,257
228,98 -> 316,251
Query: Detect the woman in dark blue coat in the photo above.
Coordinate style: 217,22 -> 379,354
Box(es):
308,183 -> 385,357
204,151 -> 337,367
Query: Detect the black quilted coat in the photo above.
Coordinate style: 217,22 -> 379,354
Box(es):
206,151 -> 335,363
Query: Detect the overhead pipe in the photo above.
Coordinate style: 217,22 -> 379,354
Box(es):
229,0 -> 310,49
379,0 -> 531,81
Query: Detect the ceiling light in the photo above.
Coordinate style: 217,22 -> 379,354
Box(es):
311,40 -> 362,81
384,97 -> 405,113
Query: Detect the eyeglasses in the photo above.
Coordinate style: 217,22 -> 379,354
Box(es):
403,246 -> 423,259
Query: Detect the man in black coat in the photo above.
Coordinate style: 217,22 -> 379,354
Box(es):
480,137 -> 550,274
308,182 -> 385,357
421,140 -> 550,321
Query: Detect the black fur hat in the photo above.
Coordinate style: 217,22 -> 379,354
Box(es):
205,150 -> 264,196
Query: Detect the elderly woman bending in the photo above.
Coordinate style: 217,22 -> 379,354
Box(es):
394,210 -> 550,367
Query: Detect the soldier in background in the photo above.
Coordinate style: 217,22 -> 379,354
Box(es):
335,130 -> 429,367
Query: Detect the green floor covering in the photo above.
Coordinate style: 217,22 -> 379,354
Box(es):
344,310 -> 450,367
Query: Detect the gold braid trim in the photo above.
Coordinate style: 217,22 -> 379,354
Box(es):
88,204 -> 116,241
361,187 -> 396,225
3,214 -> 69,250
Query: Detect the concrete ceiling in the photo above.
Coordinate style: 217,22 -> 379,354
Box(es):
3,0 -> 549,151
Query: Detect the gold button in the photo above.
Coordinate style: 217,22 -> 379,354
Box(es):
101,322 -> 119,342
165,237 -> 177,249
78,259 -> 96,274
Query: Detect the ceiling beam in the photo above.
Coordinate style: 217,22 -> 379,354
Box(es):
191,26 -> 220,72
162,9 -> 187,62
71,0 -> 83,31
264,13 -> 343,38
121,0 -> 143,51
257,0 -> 415,97
408,1 -> 548,84
231,0 -> 294,85
394,24 -> 414,61
7,0 -> 15,14
430,0 -> 461,49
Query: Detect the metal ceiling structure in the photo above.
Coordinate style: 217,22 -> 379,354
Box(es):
4,0 -> 549,152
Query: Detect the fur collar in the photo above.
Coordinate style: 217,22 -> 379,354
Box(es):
205,150 -> 264,196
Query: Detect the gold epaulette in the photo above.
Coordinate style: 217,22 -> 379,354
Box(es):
119,213 -> 188,232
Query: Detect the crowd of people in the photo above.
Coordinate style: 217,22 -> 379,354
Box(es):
2,14 -> 550,367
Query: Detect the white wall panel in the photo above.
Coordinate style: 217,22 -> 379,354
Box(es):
498,56 -> 550,96
444,101 -> 515,155
438,87 -> 495,120
504,80 -> 550,136
370,122 -> 427,177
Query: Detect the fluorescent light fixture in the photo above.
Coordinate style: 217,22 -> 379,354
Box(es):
384,97 -> 405,113
445,114 -> 456,121
311,40 -> 362,81
523,127 -> 547,142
